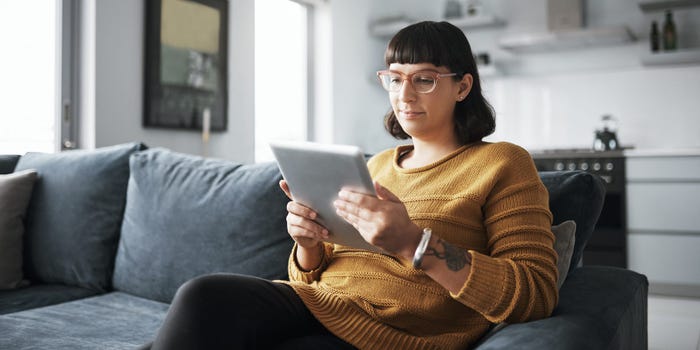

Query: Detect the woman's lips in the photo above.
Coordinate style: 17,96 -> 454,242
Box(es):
399,111 -> 424,119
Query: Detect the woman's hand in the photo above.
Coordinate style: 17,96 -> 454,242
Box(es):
279,180 -> 329,249
280,180 -> 328,271
334,181 -> 422,260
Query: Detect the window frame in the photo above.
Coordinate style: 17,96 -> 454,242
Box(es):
60,0 -> 80,150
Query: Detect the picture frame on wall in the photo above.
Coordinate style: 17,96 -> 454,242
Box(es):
143,0 -> 228,131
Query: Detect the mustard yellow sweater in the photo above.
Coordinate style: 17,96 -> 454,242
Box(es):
284,142 -> 558,350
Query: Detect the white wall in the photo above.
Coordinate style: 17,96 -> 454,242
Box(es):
328,0 -> 445,154
84,0 -> 255,163
335,0 -> 700,153
82,0 -> 700,160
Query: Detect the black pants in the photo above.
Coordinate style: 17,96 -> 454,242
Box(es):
142,273 -> 356,350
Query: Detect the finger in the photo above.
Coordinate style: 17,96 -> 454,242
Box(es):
288,222 -> 327,241
335,206 -> 358,228
374,181 -> 401,202
287,201 -> 318,220
288,224 -> 326,246
279,180 -> 293,200
338,189 -> 375,207
287,213 -> 329,238
334,198 -> 371,222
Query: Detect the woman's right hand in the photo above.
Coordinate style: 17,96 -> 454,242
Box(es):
279,180 -> 329,249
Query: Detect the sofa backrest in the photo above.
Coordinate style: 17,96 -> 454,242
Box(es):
540,171 -> 606,273
112,149 -> 293,303
13,142 -> 146,292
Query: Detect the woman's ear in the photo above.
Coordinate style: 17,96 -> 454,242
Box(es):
456,73 -> 473,101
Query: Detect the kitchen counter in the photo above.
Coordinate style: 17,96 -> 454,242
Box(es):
623,148 -> 700,157
529,148 -> 700,159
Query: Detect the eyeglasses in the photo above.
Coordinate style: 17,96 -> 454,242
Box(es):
376,70 -> 458,94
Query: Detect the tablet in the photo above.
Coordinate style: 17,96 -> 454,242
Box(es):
270,140 -> 381,252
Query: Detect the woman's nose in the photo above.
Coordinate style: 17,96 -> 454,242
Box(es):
397,80 -> 417,102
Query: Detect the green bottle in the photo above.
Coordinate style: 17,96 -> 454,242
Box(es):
662,10 -> 677,51
650,21 -> 660,52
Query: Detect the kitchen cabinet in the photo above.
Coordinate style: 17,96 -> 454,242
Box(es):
625,151 -> 700,298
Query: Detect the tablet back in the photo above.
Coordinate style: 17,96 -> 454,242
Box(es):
270,141 -> 380,252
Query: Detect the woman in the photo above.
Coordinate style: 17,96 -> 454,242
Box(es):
147,21 -> 558,350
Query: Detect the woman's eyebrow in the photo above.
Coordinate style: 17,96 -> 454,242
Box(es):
388,68 -> 441,74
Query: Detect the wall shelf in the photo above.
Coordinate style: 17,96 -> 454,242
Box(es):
498,26 -> 636,53
370,15 -> 504,38
369,19 -> 415,38
639,0 -> 700,12
641,47 -> 700,65
446,15 -> 505,30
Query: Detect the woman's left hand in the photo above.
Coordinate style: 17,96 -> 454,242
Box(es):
334,181 -> 422,260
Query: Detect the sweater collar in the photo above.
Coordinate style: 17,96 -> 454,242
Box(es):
392,142 -> 482,173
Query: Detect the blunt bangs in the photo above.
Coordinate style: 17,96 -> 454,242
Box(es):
384,21 -> 471,73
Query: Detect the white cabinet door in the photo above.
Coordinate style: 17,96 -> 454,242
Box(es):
626,154 -> 700,297
628,234 -> 700,287
627,183 -> 700,232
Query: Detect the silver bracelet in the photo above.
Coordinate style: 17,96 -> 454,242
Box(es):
412,228 -> 432,269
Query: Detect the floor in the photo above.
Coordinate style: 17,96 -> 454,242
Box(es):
648,294 -> 700,350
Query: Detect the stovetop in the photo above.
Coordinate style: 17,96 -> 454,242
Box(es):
529,147 -> 629,159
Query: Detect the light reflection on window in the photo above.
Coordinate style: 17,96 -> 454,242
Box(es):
254,0 -> 308,162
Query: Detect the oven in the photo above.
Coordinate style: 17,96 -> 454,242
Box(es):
531,149 -> 627,268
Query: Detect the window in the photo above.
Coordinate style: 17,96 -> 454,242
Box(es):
0,1 -> 60,154
254,0 -> 310,162
0,0 -> 79,155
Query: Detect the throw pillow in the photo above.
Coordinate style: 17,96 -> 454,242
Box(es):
0,169 -> 38,289
13,142 -> 146,292
0,155 -> 21,174
552,220 -> 576,289
113,149 -> 293,303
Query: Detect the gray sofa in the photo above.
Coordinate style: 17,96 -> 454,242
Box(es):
0,143 -> 648,349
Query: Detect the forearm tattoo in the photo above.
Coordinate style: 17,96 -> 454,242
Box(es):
424,238 -> 471,271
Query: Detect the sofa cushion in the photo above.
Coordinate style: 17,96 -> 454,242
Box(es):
113,149 -> 293,303
0,292 -> 167,350
0,284 -> 99,315
0,155 -> 20,174
539,171 -> 605,273
14,142 -> 146,292
0,170 -> 38,289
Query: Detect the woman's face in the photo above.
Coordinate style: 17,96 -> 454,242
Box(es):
387,62 -> 471,144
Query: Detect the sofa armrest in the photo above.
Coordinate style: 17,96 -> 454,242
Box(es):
474,266 -> 648,350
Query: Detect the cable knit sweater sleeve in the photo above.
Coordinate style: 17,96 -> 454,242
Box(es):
287,242 -> 335,283
451,144 -> 559,324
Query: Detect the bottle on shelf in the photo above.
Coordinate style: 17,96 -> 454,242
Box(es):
650,21 -> 660,52
465,0 -> 484,17
662,10 -> 677,51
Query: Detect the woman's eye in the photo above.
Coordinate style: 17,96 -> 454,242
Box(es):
414,76 -> 435,85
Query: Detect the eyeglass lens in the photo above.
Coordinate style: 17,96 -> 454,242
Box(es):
380,73 -> 437,93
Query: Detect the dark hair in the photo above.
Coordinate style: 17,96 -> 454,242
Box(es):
383,21 -> 495,144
